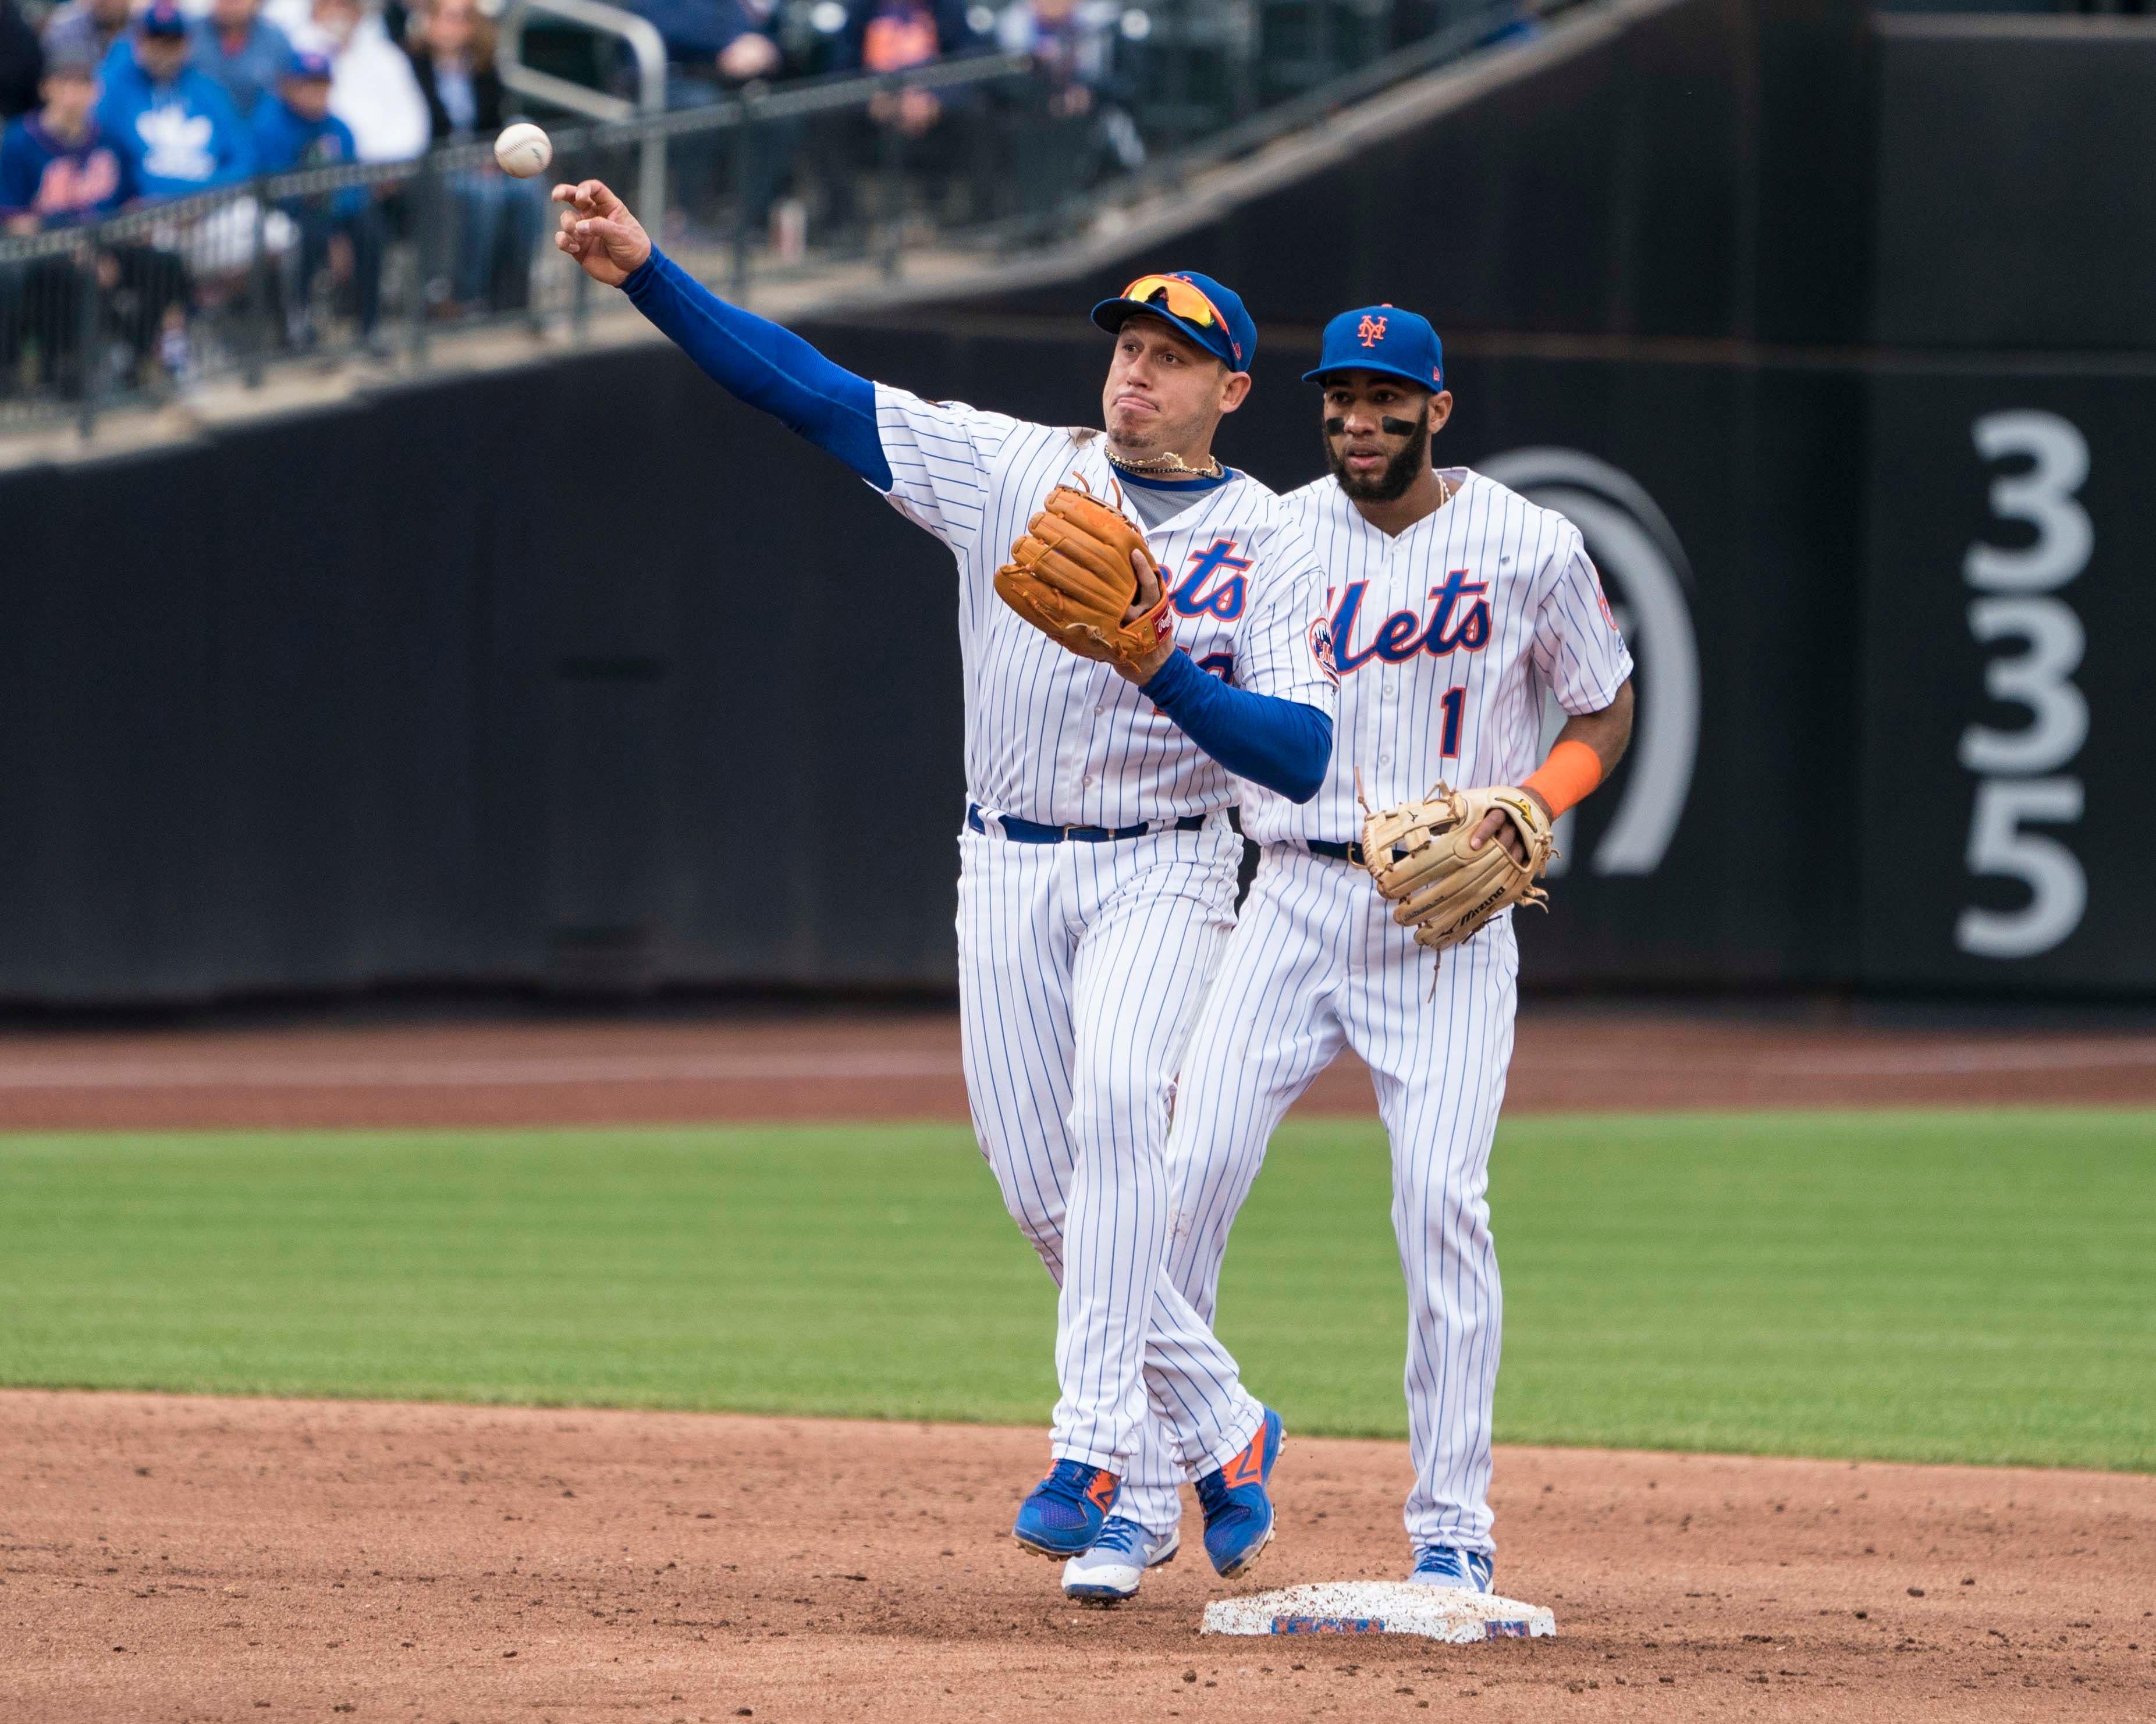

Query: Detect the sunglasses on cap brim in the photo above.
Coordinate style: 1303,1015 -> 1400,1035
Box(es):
1119,274 -> 1227,333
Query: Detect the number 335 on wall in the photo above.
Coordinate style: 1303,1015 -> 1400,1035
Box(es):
1956,411 -> 2091,959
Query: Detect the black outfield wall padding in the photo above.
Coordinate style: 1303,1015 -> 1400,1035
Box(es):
1872,17 -> 2156,351
1859,368 -> 2156,991
1,342 -> 967,1003
6,323 -> 2154,1003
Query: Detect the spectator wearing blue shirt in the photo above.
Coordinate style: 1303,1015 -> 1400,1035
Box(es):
251,49 -> 363,184
191,0 -> 297,119
1,46 -> 186,393
631,0 -> 790,81
97,2 -> 255,200
0,47 -> 134,228
614,0 -> 793,250
253,49 -> 381,344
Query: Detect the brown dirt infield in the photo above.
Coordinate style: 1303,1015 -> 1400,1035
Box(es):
6,1392 -> 2153,1724
3,1008 -> 2153,1721
0,1007 -> 2151,1131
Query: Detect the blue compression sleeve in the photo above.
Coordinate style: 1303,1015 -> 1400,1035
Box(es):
622,247 -> 890,488
1140,648 -> 1333,804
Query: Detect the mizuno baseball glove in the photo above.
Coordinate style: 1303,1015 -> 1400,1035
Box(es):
1362,783 -> 1557,954
995,481 -> 1173,676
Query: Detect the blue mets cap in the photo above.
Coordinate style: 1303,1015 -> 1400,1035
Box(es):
287,48 -> 334,79
1302,304 -> 1444,392
138,1 -> 189,35
1091,271 -> 1256,374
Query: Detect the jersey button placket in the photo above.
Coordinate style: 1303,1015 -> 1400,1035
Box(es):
1052,664 -> 1094,809
1078,670 -> 1116,815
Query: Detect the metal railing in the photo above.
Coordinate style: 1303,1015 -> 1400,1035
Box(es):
498,0 -> 672,216
0,54 -> 1038,433
1,1 -> 1535,435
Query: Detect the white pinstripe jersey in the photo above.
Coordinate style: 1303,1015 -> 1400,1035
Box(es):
1241,468 -> 1635,846
873,385 -> 1340,829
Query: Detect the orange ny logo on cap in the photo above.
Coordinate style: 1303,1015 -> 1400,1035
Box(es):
1357,314 -> 1388,347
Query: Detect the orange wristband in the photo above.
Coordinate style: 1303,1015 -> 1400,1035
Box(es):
1521,739 -> 1604,819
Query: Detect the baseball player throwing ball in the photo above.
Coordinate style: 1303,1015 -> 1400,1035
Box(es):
551,184 -> 1337,1594
1123,304 -> 1636,1597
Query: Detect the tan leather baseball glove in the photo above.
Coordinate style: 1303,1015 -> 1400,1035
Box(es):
1362,783 -> 1557,953
995,481 -> 1173,676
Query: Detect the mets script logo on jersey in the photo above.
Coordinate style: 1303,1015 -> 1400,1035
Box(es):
1169,540 -> 1251,620
1357,315 -> 1387,347
1324,571 -> 1491,674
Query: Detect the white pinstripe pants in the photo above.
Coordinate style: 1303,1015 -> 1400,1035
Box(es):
1137,844 -> 1519,1554
957,814 -> 1267,1524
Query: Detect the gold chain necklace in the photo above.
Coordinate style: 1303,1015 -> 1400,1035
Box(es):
1107,447 -> 1224,481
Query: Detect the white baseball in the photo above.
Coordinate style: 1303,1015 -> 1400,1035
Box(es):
493,123 -> 553,179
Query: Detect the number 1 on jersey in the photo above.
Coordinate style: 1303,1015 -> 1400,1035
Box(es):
1440,687 -> 1466,757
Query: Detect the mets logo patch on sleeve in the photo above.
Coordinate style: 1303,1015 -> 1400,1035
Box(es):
1588,557 -> 1619,632
1308,615 -> 1341,685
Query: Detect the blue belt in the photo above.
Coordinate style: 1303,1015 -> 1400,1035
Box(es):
968,804 -> 1208,844
1305,838 -> 1369,865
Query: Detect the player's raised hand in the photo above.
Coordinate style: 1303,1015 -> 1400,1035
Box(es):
551,179 -> 652,287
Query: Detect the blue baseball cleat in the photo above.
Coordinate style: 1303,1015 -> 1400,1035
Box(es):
1406,1543 -> 1494,1593
1195,1405 -> 1284,1577
1012,1458 -> 1121,1559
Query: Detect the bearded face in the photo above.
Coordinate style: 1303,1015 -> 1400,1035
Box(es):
1324,407 -> 1430,503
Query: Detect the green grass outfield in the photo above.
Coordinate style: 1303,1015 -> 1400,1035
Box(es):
1,1111 -> 2150,1471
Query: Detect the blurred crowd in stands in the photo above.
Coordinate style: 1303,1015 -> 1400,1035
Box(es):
3,0 -> 1477,407
1,0 -> 581,390
0,0 -> 1170,399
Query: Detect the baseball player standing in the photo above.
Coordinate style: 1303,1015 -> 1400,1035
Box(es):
1130,304 -> 1636,1595
550,183 -> 1335,1593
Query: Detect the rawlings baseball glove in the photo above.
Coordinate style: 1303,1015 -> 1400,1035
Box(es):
995,480 -> 1173,676
1362,783 -> 1557,954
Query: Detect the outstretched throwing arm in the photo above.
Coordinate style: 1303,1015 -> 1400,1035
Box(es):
551,179 -> 888,486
